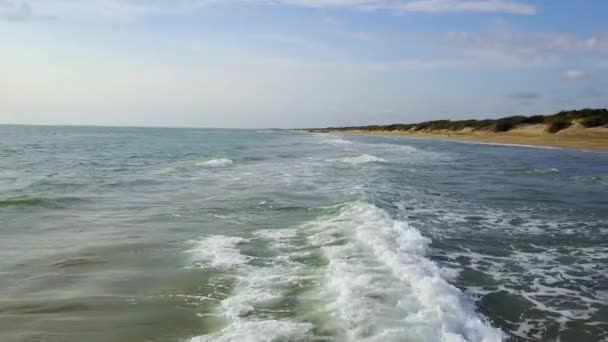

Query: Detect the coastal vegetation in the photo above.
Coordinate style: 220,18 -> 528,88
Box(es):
318,108 -> 608,134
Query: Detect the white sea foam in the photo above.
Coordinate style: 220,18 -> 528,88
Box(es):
210,213 -> 236,220
189,236 -> 249,269
446,245 -> 608,323
254,229 -> 298,241
448,140 -> 566,150
189,230 -> 313,342
189,204 -> 503,342
190,320 -> 313,342
195,159 -> 235,168
309,229 -> 422,340
395,194 -> 608,338
331,154 -> 386,164
529,168 -> 559,174
395,196 -> 608,238
369,142 -> 419,152
307,202 -> 503,342
321,138 -> 353,145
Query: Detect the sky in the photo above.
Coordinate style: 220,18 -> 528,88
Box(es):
1,0 -> 607,128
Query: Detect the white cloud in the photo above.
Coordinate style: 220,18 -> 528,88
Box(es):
390,0 -> 535,14
0,0 -> 536,22
443,30 -> 608,54
431,29 -> 608,69
346,27 -> 608,71
561,69 -> 586,80
267,0 -> 535,14
0,0 -> 51,20
0,0 -> 199,21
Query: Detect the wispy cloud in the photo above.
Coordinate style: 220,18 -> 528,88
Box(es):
430,29 -> 608,68
389,0 -> 535,14
443,30 -> 608,55
345,28 -> 608,70
0,0 -> 53,21
273,0 -> 535,14
0,0 -> 195,22
561,69 -> 586,80
0,0 -> 536,22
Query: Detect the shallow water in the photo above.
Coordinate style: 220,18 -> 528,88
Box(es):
1,125 -> 607,342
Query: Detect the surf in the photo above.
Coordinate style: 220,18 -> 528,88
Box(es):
195,159 -> 235,168
188,201 -> 502,342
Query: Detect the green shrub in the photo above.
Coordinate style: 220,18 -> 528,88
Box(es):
550,108 -> 608,121
523,115 -> 545,124
501,115 -> 526,125
493,120 -> 515,132
546,119 -> 572,133
580,115 -> 608,128
324,108 -> 607,133
471,120 -> 495,131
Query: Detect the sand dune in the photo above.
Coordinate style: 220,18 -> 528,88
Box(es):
332,125 -> 608,150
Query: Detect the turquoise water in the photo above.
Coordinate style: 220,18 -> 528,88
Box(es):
1,125 -> 607,342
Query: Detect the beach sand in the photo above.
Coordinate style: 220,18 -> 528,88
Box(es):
323,124 -> 608,150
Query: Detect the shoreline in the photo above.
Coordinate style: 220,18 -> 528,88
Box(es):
313,127 -> 608,151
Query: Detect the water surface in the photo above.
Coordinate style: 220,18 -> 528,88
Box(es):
1,126 -> 607,341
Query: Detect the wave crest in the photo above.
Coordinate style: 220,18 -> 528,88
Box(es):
0,196 -> 46,207
0,195 -> 83,208
320,138 -> 353,145
334,154 -> 385,164
308,202 -> 503,341
195,159 -> 234,168
528,168 -> 559,175
188,236 -> 248,269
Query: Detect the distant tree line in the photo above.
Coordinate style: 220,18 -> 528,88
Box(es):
318,108 -> 608,134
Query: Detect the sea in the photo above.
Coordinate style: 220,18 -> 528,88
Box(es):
0,125 -> 607,342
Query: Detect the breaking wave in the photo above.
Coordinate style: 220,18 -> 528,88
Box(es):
188,202 -> 502,341
307,202 -> 503,341
320,138 -> 353,145
330,154 -> 386,164
195,159 -> 235,168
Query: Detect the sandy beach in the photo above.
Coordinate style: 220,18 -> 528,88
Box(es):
321,124 -> 608,150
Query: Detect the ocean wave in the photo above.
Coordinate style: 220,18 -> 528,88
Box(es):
195,159 -> 235,168
450,140 -> 566,150
307,202 -> 502,342
370,142 -> 419,152
52,257 -> 109,269
528,168 -> 559,175
253,228 -> 298,241
0,196 -> 47,207
188,236 -> 249,269
187,204 -> 502,341
190,320 -> 313,342
395,196 -> 608,339
320,138 -> 353,145
569,175 -> 608,185
330,154 -> 386,164
189,230 -> 313,342
443,245 -> 608,339
0,195 -> 84,208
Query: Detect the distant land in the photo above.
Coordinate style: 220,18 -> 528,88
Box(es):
307,108 -> 608,150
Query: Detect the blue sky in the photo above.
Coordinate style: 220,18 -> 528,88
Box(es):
1,0 -> 607,128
